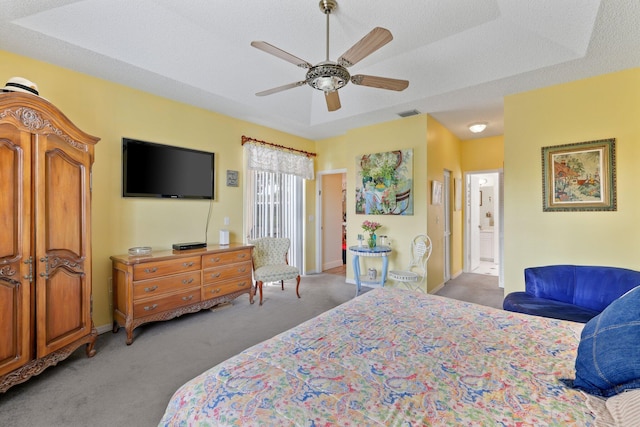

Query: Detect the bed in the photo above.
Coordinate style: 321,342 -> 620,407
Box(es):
159,287 -> 595,426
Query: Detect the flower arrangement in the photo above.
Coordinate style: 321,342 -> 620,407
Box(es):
362,220 -> 382,233
362,221 -> 381,248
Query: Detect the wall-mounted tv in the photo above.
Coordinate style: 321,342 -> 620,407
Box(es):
122,138 -> 215,199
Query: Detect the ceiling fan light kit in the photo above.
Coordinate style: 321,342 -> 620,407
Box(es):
307,62 -> 350,92
251,0 -> 409,112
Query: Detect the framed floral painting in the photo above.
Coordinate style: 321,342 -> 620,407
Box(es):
355,149 -> 413,215
541,138 -> 616,212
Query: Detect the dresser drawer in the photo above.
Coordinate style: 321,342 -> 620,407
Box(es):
132,271 -> 201,300
133,289 -> 201,318
202,249 -> 251,269
203,261 -> 252,284
203,277 -> 253,299
133,256 -> 201,280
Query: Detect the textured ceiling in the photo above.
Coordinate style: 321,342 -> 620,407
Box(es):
1,0 -> 639,140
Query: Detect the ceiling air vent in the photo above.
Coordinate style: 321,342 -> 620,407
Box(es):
397,109 -> 421,118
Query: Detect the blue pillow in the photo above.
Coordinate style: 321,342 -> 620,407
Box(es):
562,286 -> 640,397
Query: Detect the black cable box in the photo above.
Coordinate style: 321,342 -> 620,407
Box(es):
172,242 -> 207,251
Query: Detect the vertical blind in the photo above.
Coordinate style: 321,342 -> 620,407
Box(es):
245,170 -> 303,270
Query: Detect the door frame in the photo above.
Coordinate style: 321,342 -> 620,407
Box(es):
464,169 -> 504,288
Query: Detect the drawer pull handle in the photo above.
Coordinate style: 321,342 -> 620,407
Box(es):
144,285 -> 158,293
144,267 -> 158,274
210,257 -> 221,263
183,262 -> 194,267
238,267 -> 246,273
182,278 -> 194,285
143,304 -> 158,311
237,253 -> 247,258
210,288 -> 221,294
182,295 -> 194,301
210,273 -> 221,278
237,281 -> 247,287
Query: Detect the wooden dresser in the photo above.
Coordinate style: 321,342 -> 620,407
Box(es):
111,244 -> 253,344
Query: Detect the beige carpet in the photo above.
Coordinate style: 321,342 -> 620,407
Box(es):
0,272 -> 502,427
435,272 -> 503,309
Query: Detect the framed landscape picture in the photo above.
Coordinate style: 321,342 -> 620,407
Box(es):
541,138 -> 616,212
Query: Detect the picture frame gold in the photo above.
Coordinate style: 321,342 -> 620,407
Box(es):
541,138 -> 616,212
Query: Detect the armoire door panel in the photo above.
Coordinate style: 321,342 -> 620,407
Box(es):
38,269 -> 87,355
43,148 -> 86,257
0,125 -> 32,377
0,126 -> 32,259
34,133 -> 92,358
0,137 -> 20,257
0,280 -> 30,376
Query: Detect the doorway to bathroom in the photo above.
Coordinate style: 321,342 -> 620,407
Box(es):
464,170 -> 504,287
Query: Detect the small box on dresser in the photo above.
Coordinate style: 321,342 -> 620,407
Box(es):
111,243 -> 253,345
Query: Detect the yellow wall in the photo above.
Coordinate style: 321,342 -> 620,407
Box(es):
461,135 -> 504,172
1,50 -> 314,329
426,116 -> 463,291
460,135 -> 504,275
316,115 -> 430,289
504,68 -> 640,295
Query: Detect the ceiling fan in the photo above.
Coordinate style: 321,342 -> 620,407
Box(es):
251,0 -> 409,112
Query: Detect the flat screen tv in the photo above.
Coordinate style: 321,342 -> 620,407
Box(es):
122,138 -> 215,199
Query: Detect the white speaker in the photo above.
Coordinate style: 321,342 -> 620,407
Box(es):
219,229 -> 229,245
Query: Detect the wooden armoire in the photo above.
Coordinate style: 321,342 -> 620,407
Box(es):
0,92 -> 100,392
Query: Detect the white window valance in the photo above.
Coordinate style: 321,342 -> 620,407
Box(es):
245,143 -> 315,180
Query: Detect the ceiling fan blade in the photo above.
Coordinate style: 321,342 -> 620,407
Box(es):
337,27 -> 393,67
351,75 -> 409,91
251,41 -> 312,69
256,81 -> 306,96
325,90 -> 341,111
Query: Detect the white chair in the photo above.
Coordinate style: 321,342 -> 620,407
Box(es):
388,235 -> 432,292
249,237 -> 300,305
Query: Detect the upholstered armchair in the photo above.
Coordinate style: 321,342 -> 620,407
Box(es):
249,237 -> 301,306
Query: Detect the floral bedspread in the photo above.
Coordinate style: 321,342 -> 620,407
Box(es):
159,287 -> 593,426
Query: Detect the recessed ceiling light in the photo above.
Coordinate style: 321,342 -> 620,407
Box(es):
468,122 -> 487,133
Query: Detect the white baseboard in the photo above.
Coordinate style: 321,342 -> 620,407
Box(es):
322,259 -> 344,270
430,282 -> 445,294
96,323 -> 113,335
430,271 -> 463,294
